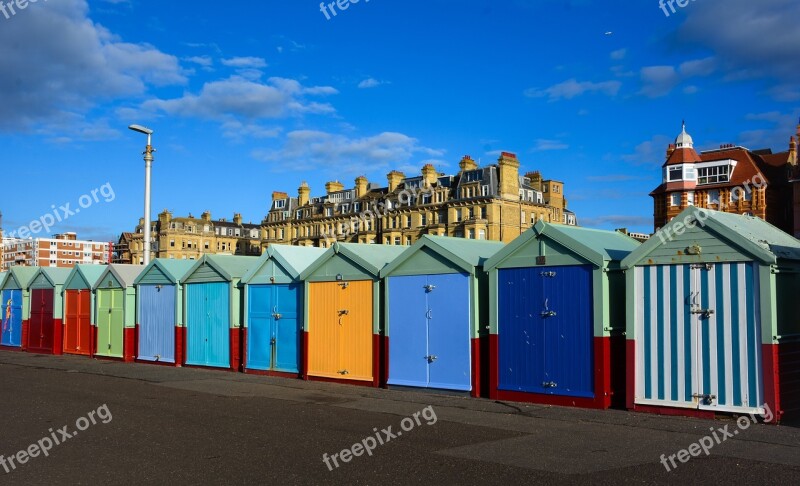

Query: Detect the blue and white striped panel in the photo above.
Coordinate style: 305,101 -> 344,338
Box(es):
634,263 -> 763,412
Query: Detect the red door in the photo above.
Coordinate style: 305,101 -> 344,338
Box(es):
28,289 -> 55,354
64,290 -> 91,356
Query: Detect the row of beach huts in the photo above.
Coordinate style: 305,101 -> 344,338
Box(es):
2,208 -> 799,422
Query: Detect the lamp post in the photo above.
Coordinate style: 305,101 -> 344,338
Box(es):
128,125 -> 155,265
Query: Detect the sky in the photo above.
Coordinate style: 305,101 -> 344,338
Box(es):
0,0 -> 798,242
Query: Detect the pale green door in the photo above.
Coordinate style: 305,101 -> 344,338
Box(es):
96,289 -> 124,358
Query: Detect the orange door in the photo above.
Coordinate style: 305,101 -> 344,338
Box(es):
339,280 -> 373,381
64,290 -> 91,356
307,281 -> 373,381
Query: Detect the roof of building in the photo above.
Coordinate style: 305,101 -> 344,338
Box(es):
64,264 -> 107,289
0,266 -> 38,290
485,221 -> 641,271
300,242 -> 406,279
622,207 -> 800,267
184,254 -> 260,281
241,245 -> 327,283
381,235 -> 505,277
134,259 -> 196,285
93,264 -> 144,289
32,267 -> 72,287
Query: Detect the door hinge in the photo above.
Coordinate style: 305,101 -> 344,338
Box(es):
542,381 -> 558,388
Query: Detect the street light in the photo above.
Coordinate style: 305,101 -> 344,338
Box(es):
128,124 -> 155,265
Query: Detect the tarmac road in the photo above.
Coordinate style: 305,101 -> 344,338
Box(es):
0,352 -> 798,485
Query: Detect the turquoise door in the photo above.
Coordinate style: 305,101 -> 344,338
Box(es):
247,284 -> 301,373
186,283 -> 230,368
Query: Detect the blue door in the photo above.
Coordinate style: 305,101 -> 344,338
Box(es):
388,274 -> 472,391
1,289 -> 22,347
247,284 -> 302,373
427,273 -> 472,391
388,275 -> 429,387
498,266 -> 594,398
186,283 -> 230,368
138,284 -> 176,363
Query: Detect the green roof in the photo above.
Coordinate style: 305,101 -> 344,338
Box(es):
485,221 -> 641,271
241,245 -> 326,284
64,264 -> 106,290
134,259 -> 196,285
300,243 -> 406,279
381,235 -> 505,277
622,208 -> 800,267
0,266 -> 39,290
93,264 -> 145,289
34,267 -> 72,286
185,255 -> 260,281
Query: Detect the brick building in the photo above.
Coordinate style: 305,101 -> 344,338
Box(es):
2,232 -> 111,269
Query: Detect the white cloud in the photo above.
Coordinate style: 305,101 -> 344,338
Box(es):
639,66 -> 681,98
358,78 -> 386,89
252,131 -> 445,175
621,135 -> 672,166
531,139 -> 569,151
524,79 -> 622,101
184,56 -> 213,68
610,48 -> 627,60
221,57 -> 268,69
142,76 -> 338,120
0,0 -> 186,131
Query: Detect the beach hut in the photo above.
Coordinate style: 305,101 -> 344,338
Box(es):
26,268 -> 71,355
380,236 -> 504,397
299,242 -> 405,387
621,208 -> 800,421
92,264 -> 144,361
183,255 -> 258,371
484,222 -> 640,409
0,267 -> 37,350
63,264 -> 106,356
240,245 -> 326,376
134,259 -> 195,365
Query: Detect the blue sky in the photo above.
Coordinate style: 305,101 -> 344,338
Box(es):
1,0 -> 798,241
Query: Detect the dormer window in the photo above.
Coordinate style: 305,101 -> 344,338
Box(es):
697,165 -> 729,184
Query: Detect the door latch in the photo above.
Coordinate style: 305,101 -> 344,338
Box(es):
270,337 -> 276,346
424,284 -> 436,292
338,309 -> 349,316
272,313 -> 282,320
540,271 -> 557,278
692,393 -> 716,405
338,369 -> 349,375
541,298 -> 556,318
542,381 -> 558,388
426,355 -> 438,363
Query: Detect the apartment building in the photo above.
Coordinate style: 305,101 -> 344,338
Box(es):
1,232 -> 111,269
262,152 -> 575,248
651,122 -> 799,234
119,211 -> 263,264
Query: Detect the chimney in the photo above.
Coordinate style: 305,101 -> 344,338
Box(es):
498,152 -> 520,200
387,171 -> 405,192
790,136 -> 797,167
525,171 -> 543,191
666,143 -> 676,160
298,181 -> 310,206
159,210 -> 173,225
325,181 -> 345,194
271,191 -> 288,201
355,176 -> 369,198
233,213 -> 243,225
459,155 -> 478,173
201,211 -> 211,222
421,164 -> 438,186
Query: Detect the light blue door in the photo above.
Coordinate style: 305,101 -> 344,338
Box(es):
138,285 -> 176,363
427,273 -> 472,391
387,275 -> 429,387
186,283 -> 230,368
1,289 -> 23,347
248,284 -> 302,373
388,274 -> 472,391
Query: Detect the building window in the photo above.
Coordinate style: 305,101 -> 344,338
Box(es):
394,236 -> 401,245
686,192 -> 695,206
422,194 -> 431,205
697,165 -> 729,185
468,229 -> 475,239
707,189 -> 720,205
478,230 -> 486,240
455,209 -> 462,222
668,167 -> 683,182
670,193 -> 681,207
326,207 -> 333,217
354,202 -> 361,212
482,185 -> 489,196
275,200 -> 286,209
421,214 -> 427,226
170,239 -> 175,247
731,187 -> 753,202
405,237 -> 412,245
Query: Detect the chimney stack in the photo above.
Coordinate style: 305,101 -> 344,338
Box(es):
325,181 -> 345,194
790,136 -> 797,167
355,176 -> 369,198
459,155 -> 478,173
666,143 -> 676,160
233,213 -> 243,225
298,181 -> 310,206
421,164 -> 438,186
387,171 -> 405,192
